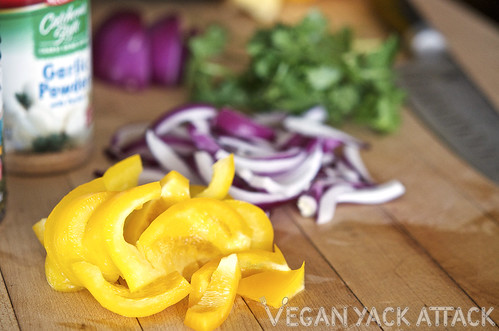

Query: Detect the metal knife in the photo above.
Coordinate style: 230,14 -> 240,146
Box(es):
374,0 -> 499,184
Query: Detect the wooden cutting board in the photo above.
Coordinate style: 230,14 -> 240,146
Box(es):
0,0 -> 498,329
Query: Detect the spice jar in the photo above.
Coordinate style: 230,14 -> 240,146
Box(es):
0,0 -> 93,175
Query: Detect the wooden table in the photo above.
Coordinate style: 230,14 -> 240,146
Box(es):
1,0 -> 498,329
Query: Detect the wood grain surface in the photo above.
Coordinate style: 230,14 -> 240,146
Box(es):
0,0 -> 498,330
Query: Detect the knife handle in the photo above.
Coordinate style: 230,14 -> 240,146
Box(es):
372,0 -> 447,57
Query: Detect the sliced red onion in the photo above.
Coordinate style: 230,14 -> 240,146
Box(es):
302,105 -> 328,122
215,148 -> 306,174
151,104 -> 217,135
188,125 -> 220,153
157,134 -> 196,156
150,14 -> 186,86
93,11 -> 151,90
337,180 -> 405,204
193,151 -> 215,183
110,122 -> 149,149
107,122 -> 149,159
118,139 -> 156,164
283,116 -> 362,146
297,195 -> 318,218
316,184 -> 356,224
335,160 -> 364,183
214,108 -> 275,141
146,130 -> 201,183
228,186 -> 291,209
106,104 -> 405,224
253,112 -> 287,126
218,136 -> 276,156
237,141 -> 323,197
342,144 -> 372,182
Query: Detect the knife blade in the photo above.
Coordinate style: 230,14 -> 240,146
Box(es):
375,0 -> 499,184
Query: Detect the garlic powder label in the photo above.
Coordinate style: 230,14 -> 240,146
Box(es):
0,0 -> 92,153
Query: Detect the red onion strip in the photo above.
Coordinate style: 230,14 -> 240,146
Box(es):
146,130 -> 201,183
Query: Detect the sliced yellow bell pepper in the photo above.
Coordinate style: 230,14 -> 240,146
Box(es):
33,153 -> 305,325
224,199 -> 274,251
123,200 -> 160,245
188,246 -> 289,307
189,184 -> 207,197
159,170 -> 191,204
237,245 -> 290,276
84,182 -> 165,292
184,254 -> 241,331
137,198 -> 251,279
45,256 -> 82,292
237,262 -> 305,308
195,154 -> 234,199
44,192 -> 116,289
102,154 -> 142,191
124,171 -> 190,244
71,261 -> 191,317
33,218 -> 46,246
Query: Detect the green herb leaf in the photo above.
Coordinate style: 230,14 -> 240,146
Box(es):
186,10 -> 405,133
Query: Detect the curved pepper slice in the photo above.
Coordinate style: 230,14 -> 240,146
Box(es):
124,171 -> 190,244
237,262 -> 305,308
44,192 -> 116,290
84,182 -> 164,291
184,254 -> 241,331
137,198 -> 251,279
33,218 -> 46,246
224,200 -> 274,251
71,261 -> 191,318
45,256 -> 81,292
195,154 -> 234,199
102,154 -> 142,191
189,246 -> 290,307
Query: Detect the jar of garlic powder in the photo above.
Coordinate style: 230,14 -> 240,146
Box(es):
0,0 -> 93,175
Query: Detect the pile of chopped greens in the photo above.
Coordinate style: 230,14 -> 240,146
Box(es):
186,10 -> 405,133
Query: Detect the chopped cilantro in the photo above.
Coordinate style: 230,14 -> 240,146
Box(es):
186,10 -> 405,133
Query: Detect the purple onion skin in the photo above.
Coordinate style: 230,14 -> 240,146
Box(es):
215,108 -> 276,141
149,14 -> 186,86
93,11 -> 151,90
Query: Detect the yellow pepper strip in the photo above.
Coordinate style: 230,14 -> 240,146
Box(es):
44,192 -> 117,289
159,170 -> 191,204
45,256 -> 82,292
137,198 -> 251,279
123,200 -> 161,245
188,246 -> 289,308
184,254 -> 241,331
84,182 -> 165,292
237,262 -> 305,308
71,261 -> 191,318
124,171 -> 190,244
195,154 -> 234,200
188,261 -> 218,308
189,184 -> 207,197
33,218 -> 46,246
102,154 -> 142,191
224,200 -> 274,251
237,245 -> 290,277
